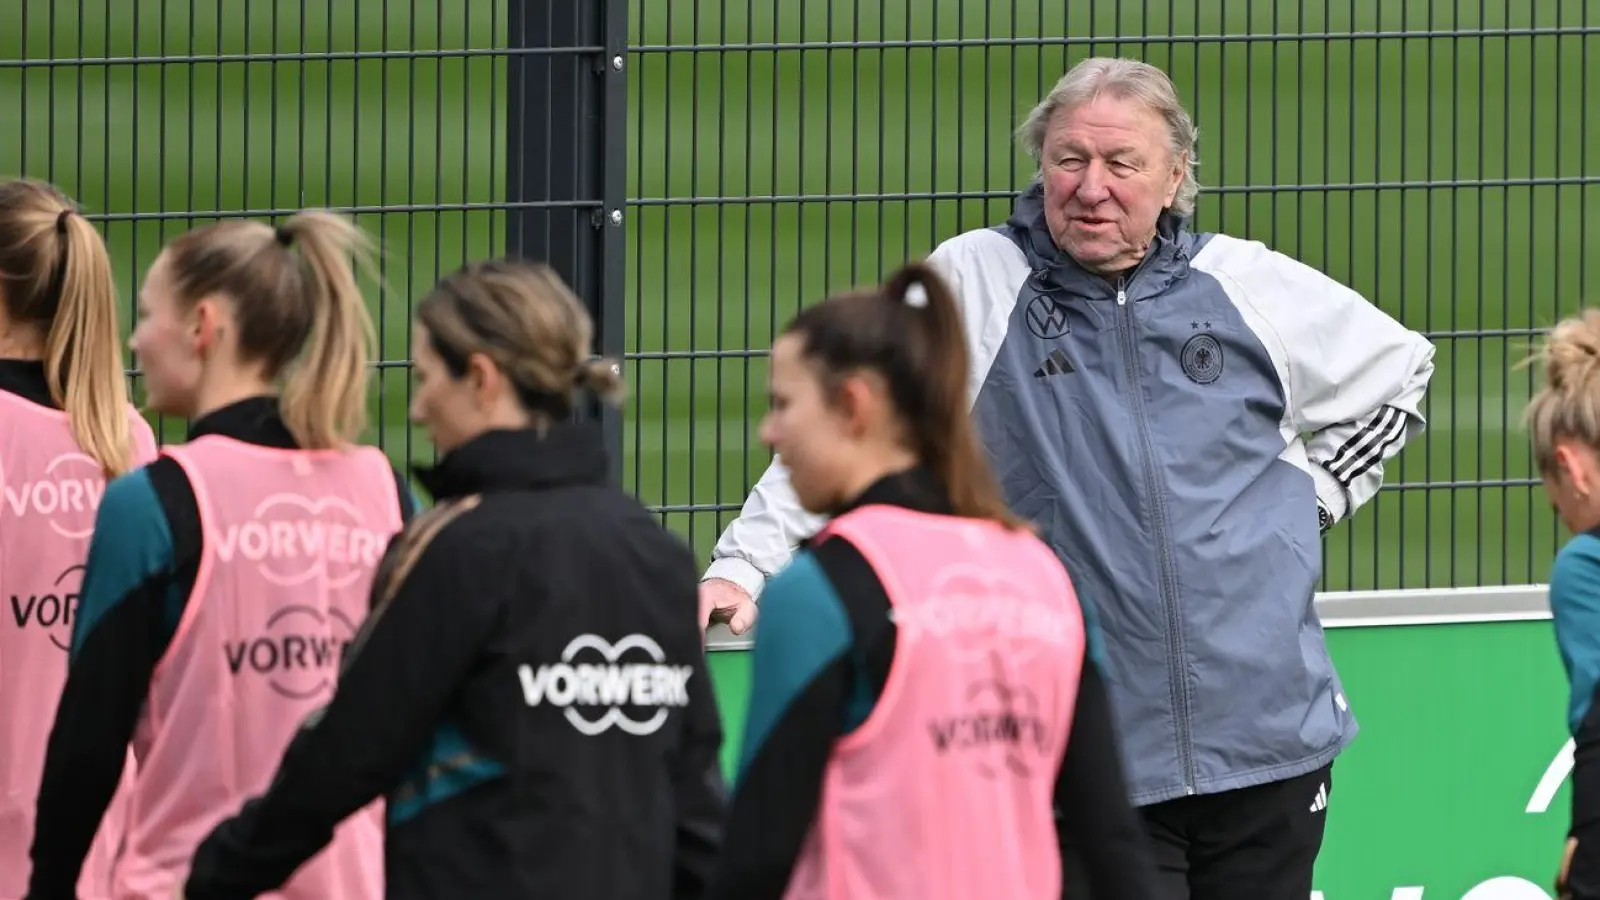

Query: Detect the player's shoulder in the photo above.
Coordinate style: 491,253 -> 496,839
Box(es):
99,462 -> 164,524
764,549 -> 845,618
758,548 -> 856,655
399,493 -> 498,556
1554,533 -> 1600,586
86,464 -> 177,588
369,494 -> 502,607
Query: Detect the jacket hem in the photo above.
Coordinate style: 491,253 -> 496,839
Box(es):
1128,724 -> 1357,807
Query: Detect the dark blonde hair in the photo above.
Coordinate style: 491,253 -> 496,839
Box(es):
0,178 -> 133,477
161,210 -> 378,450
416,258 -> 623,421
782,261 -> 1023,529
1525,309 -> 1600,475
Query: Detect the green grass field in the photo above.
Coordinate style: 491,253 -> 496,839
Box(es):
1,0 -> 1595,591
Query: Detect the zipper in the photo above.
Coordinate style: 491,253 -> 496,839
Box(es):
1111,267 -> 1197,797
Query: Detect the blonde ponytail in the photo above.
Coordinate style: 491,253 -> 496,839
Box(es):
47,212 -> 133,477
273,211 -> 378,450
160,209 -> 382,451
0,179 -> 134,479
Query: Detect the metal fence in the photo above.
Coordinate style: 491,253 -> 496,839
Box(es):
626,0 -> 1600,593
1,1 -> 1595,594
0,0 -> 628,470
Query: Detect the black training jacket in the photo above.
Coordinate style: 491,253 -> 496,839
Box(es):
184,424 -> 727,900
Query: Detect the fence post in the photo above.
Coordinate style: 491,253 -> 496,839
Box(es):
505,0 -> 627,481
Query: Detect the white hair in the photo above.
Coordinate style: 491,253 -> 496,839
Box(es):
1016,57 -> 1202,218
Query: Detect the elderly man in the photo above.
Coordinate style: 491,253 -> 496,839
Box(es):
701,57 -> 1435,897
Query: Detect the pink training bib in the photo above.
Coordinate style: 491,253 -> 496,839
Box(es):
783,505 -> 1087,900
0,390 -> 157,900
112,435 -> 402,900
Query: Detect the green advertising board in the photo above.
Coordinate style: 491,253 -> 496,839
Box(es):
704,587 -> 1579,899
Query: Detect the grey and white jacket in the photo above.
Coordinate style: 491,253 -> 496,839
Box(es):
704,182 -> 1436,806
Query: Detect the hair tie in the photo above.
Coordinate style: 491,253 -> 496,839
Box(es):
274,226 -> 293,247
55,209 -> 73,234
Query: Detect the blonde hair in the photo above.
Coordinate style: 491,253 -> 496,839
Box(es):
416,258 -> 623,422
0,178 -> 133,478
1524,309 -> 1600,475
162,210 -> 379,450
1016,57 -> 1202,218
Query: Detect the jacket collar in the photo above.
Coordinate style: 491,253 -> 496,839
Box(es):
414,423 -> 610,501
189,395 -> 297,448
1005,179 -> 1193,302
801,466 -> 951,550
0,358 -> 53,409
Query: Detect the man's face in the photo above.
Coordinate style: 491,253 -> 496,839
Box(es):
1039,94 -> 1186,275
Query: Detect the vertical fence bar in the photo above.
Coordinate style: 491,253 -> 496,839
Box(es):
597,0 -> 628,483
507,0 -> 567,290
505,0 -> 622,479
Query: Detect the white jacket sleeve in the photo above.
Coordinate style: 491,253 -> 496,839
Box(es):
702,459 -> 828,601
702,236 -> 991,599
1269,251 -> 1437,527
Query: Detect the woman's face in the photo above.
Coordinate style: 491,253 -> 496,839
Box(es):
758,334 -> 866,514
130,252 -> 206,417
409,323 -> 489,456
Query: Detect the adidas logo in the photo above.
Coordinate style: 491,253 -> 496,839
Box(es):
1033,348 -> 1074,378
1309,782 -> 1328,813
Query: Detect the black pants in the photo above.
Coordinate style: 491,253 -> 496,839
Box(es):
1063,764 -> 1333,900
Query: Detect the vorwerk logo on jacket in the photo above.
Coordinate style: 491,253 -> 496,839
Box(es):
519,633 -> 694,736
703,182 -> 1436,806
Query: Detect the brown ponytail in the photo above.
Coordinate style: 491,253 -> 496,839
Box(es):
416,258 -> 625,423
783,260 -> 1023,529
162,210 -> 380,450
0,179 -> 133,477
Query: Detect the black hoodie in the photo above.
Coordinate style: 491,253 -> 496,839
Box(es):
184,424 -> 726,900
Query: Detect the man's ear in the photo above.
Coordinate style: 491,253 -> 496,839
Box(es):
1164,151 -> 1188,208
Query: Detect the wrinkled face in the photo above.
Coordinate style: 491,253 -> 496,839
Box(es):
409,323 -> 490,456
759,334 -> 859,515
130,252 -> 206,417
1039,94 -> 1186,275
